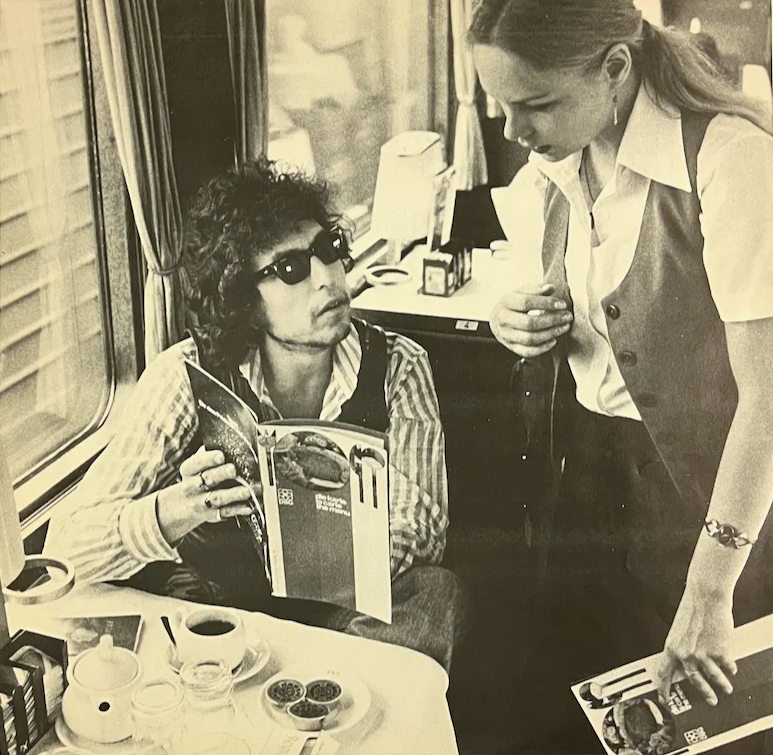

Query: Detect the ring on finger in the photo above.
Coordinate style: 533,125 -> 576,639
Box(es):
204,492 -> 214,509
198,471 -> 210,491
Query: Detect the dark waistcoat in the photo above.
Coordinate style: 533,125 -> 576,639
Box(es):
540,110 -> 737,516
176,318 -> 389,609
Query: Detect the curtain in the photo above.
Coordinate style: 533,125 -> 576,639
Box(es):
225,0 -> 268,163
92,0 -> 184,361
449,0 -> 488,189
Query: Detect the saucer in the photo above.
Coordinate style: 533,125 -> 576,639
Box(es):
365,265 -> 413,286
55,715 -> 144,753
166,634 -> 271,685
260,667 -> 372,735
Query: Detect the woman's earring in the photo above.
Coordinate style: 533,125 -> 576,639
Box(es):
613,94 -> 619,127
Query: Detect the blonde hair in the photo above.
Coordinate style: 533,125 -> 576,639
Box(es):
469,0 -> 771,133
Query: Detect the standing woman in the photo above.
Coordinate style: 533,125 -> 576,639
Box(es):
470,0 -> 773,745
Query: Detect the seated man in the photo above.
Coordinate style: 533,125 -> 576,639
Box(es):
45,160 -> 467,672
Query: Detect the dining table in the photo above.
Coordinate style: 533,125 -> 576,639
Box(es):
7,582 -> 459,755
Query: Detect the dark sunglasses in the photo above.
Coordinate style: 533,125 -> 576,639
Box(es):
254,226 -> 354,286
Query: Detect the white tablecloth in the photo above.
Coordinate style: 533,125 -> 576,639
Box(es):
9,583 -> 459,755
352,247 -> 530,323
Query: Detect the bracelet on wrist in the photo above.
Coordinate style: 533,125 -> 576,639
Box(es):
704,519 -> 756,549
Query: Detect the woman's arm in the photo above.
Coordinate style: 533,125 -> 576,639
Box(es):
656,316 -> 773,703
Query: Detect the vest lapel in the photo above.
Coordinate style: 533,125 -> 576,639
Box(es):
538,110 -> 737,514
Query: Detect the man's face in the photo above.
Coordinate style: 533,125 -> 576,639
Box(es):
251,220 -> 352,351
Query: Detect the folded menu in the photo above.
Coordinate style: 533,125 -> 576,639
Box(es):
572,645 -> 773,754
185,359 -> 392,623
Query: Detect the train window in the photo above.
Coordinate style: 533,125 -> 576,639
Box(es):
0,0 -> 130,519
266,1 -> 438,238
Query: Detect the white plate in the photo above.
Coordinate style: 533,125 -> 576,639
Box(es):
365,265 -> 413,286
260,667 -> 372,735
55,715 -> 145,754
166,634 -> 271,686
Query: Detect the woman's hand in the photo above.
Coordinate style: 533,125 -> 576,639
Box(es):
489,283 -> 573,357
157,447 -> 259,545
654,587 -> 736,706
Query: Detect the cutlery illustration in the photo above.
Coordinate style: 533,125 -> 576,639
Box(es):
348,447 -> 365,503
583,678 -> 652,708
348,446 -> 386,507
578,668 -> 647,705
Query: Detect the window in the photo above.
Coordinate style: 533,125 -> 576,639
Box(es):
265,0 -> 446,238
0,0 -> 136,520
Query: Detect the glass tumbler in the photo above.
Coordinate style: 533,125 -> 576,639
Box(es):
177,658 -> 255,754
131,678 -> 184,753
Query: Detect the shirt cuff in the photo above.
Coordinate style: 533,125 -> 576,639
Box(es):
118,492 -> 182,564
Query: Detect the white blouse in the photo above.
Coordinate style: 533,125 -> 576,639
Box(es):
492,84 -> 773,420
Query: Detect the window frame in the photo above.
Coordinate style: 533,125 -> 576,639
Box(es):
14,0 -> 144,533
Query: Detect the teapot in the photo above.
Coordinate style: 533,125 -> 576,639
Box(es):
61,634 -> 144,743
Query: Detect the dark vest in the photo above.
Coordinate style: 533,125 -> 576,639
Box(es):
176,318 -> 390,610
539,111 -> 737,515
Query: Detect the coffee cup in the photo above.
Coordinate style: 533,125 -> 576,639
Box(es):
176,608 -> 247,671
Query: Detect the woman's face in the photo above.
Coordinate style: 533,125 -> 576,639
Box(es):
473,44 -> 614,161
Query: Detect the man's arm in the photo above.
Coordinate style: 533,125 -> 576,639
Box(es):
44,343 -> 200,582
384,333 -> 449,577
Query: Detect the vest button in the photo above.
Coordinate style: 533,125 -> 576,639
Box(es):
619,350 -> 637,367
606,304 -> 621,320
638,392 -> 656,408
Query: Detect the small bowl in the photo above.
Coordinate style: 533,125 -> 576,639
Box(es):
265,678 -> 305,709
287,700 -> 329,731
305,679 -> 342,709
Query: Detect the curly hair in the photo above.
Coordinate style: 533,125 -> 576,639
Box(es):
181,159 -> 340,375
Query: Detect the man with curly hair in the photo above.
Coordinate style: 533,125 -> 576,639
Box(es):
45,160 -> 467,671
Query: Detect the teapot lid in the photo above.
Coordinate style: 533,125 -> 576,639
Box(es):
73,635 -> 140,691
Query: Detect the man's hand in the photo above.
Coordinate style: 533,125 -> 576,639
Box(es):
489,283 -> 573,357
157,447 -> 259,544
654,587 -> 737,706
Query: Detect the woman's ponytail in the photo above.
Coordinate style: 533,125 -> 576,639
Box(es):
636,20 -> 771,133
469,1 -> 770,134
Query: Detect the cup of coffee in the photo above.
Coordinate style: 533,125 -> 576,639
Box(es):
176,608 -> 247,671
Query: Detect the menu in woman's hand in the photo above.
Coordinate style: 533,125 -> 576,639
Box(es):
572,645 -> 773,754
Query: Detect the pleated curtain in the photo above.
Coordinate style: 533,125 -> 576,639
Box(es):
450,0 -> 488,189
225,0 -> 268,163
92,0 -> 184,361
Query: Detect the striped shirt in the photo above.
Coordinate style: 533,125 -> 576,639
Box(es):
44,322 -> 448,583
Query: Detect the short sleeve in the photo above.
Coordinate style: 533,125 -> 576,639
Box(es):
491,162 -> 546,255
698,115 -> 773,322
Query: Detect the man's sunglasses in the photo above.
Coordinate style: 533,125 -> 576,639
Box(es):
254,226 -> 354,286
